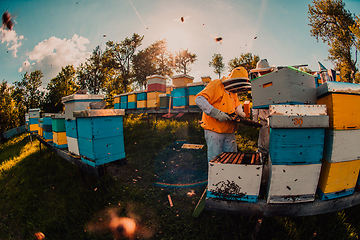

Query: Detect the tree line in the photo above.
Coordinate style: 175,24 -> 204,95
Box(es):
1,0 -> 360,135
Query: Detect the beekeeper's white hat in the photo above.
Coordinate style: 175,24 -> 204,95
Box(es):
250,59 -> 275,72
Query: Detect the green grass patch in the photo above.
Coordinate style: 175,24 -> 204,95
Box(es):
1,117 -> 360,239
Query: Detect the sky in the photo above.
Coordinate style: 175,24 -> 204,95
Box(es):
1,0 -> 360,89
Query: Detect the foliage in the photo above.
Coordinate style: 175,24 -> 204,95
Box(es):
308,0 -> 359,82
42,65 -> 78,113
174,49 -> 197,75
209,53 -> 225,78
12,70 -> 44,112
299,67 -> 314,74
77,45 -> 110,95
105,33 -> 144,93
228,53 -> 260,72
0,80 -> 23,133
133,39 -> 174,90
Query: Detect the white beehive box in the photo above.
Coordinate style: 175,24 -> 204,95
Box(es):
66,136 -> 79,155
323,129 -> 360,163
146,75 -> 167,85
251,67 -> 317,108
61,94 -> 104,120
207,152 -> 262,203
267,157 -> 322,203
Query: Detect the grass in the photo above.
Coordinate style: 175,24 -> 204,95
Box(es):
0,115 -> 360,239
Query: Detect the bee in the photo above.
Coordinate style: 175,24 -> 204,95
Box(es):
180,17 -> 184,22
215,37 -> 223,44
2,11 -> 14,30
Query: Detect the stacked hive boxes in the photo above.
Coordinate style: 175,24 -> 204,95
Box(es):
316,81 -> 360,200
147,75 -> 166,108
127,92 -> 137,109
28,108 -> 41,133
51,114 -> 67,148
62,94 -> 104,155
171,74 -> 193,108
74,109 -> 126,167
38,118 -> 43,137
42,113 -> 53,142
207,152 -> 262,203
137,92 -> 147,109
187,82 -> 206,108
267,105 -> 329,203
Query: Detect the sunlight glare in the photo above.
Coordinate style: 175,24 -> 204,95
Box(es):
163,26 -> 191,54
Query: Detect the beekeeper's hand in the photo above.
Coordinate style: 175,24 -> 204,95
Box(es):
209,107 -> 232,122
236,104 -> 246,118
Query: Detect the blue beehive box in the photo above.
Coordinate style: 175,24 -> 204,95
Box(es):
114,103 -> 120,109
137,92 -> 147,101
188,84 -> 205,95
268,105 -> 329,165
65,119 -> 77,138
120,102 -> 128,109
74,109 -> 126,167
128,101 -> 136,109
172,87 -> 189,107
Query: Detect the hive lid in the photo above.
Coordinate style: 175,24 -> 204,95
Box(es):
316,81 -> 360,97
51,113 -> 65,119
29,108 -> 41,112
187,81 -> 206,87
61,94 -> 103,103
269,104 -> 327,116
73,109 -> 125,117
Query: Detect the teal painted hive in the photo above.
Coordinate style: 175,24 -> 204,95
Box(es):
74,109 -> 126,167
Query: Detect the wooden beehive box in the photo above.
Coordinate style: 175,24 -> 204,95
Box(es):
323,129 -> 360,163
42,114 -> 53,142
171,74 -> 194,88
137,100 -> 147,109
172,87 -> 188,108
317,81 -> 360,130
251,67 -> 317,108
146,75 -> 166,85
269,105 -> 329,165
147,91 -> 162,108
62,94 -> 103,120
137,92 -> 147,101
187,82 -> 206,95
267,157 -> 322,203
159,94 -> 170,109
207,152 -> 262,203
317,158 -> 360,200
52,131 -> 68,148
201,76 -> 211,83
65,119 -> 79,155
29,108 -> 41,118
74,109 -> 126,167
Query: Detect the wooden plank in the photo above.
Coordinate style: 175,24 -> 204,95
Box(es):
205,191 -> 360,217
192,189 -> 207,218
36,135 -> 105,177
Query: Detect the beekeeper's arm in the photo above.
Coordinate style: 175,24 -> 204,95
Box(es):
195,96 -> 231,122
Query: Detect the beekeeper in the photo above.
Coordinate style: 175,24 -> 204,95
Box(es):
250,59 -> 276,162
195,67 -> 247,162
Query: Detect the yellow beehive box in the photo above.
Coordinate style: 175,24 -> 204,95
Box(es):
53,131 -> 68,145
29,124 -> 40,133
137,100 -> 147,109
38,127 -> 43,137
189,95 -> 196,106
201,76 -> 211,83
317,158 -> 360,200
114,97 -> 120,104
171,74 -> 194,88
317,93 -> 360,130
128,93 -> 137,102
166,86 -> 173,94
147,91 -> 162,101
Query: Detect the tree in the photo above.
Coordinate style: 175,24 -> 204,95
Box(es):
12,70 -> 44,111
209,53 -> 225,78
308,0 -> 358,82
42,65 -> 78,113
132,39 -> 173,90
174,49 -> 197,75
77,46 -> 107,95
105,33 -> 144,93
228,53 -> 259,72
0,80 -> 23,133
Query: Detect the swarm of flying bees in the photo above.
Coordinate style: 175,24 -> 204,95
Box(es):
2,11 -> 14,30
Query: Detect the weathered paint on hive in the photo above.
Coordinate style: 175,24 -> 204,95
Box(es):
317,93 -> 360,130
323,129 -> 360,163
317,159 -> 360,197
267,160 -> 322,203
269,128 -> 325,165
207,152 -> 262,203
251,67 -> 317,108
